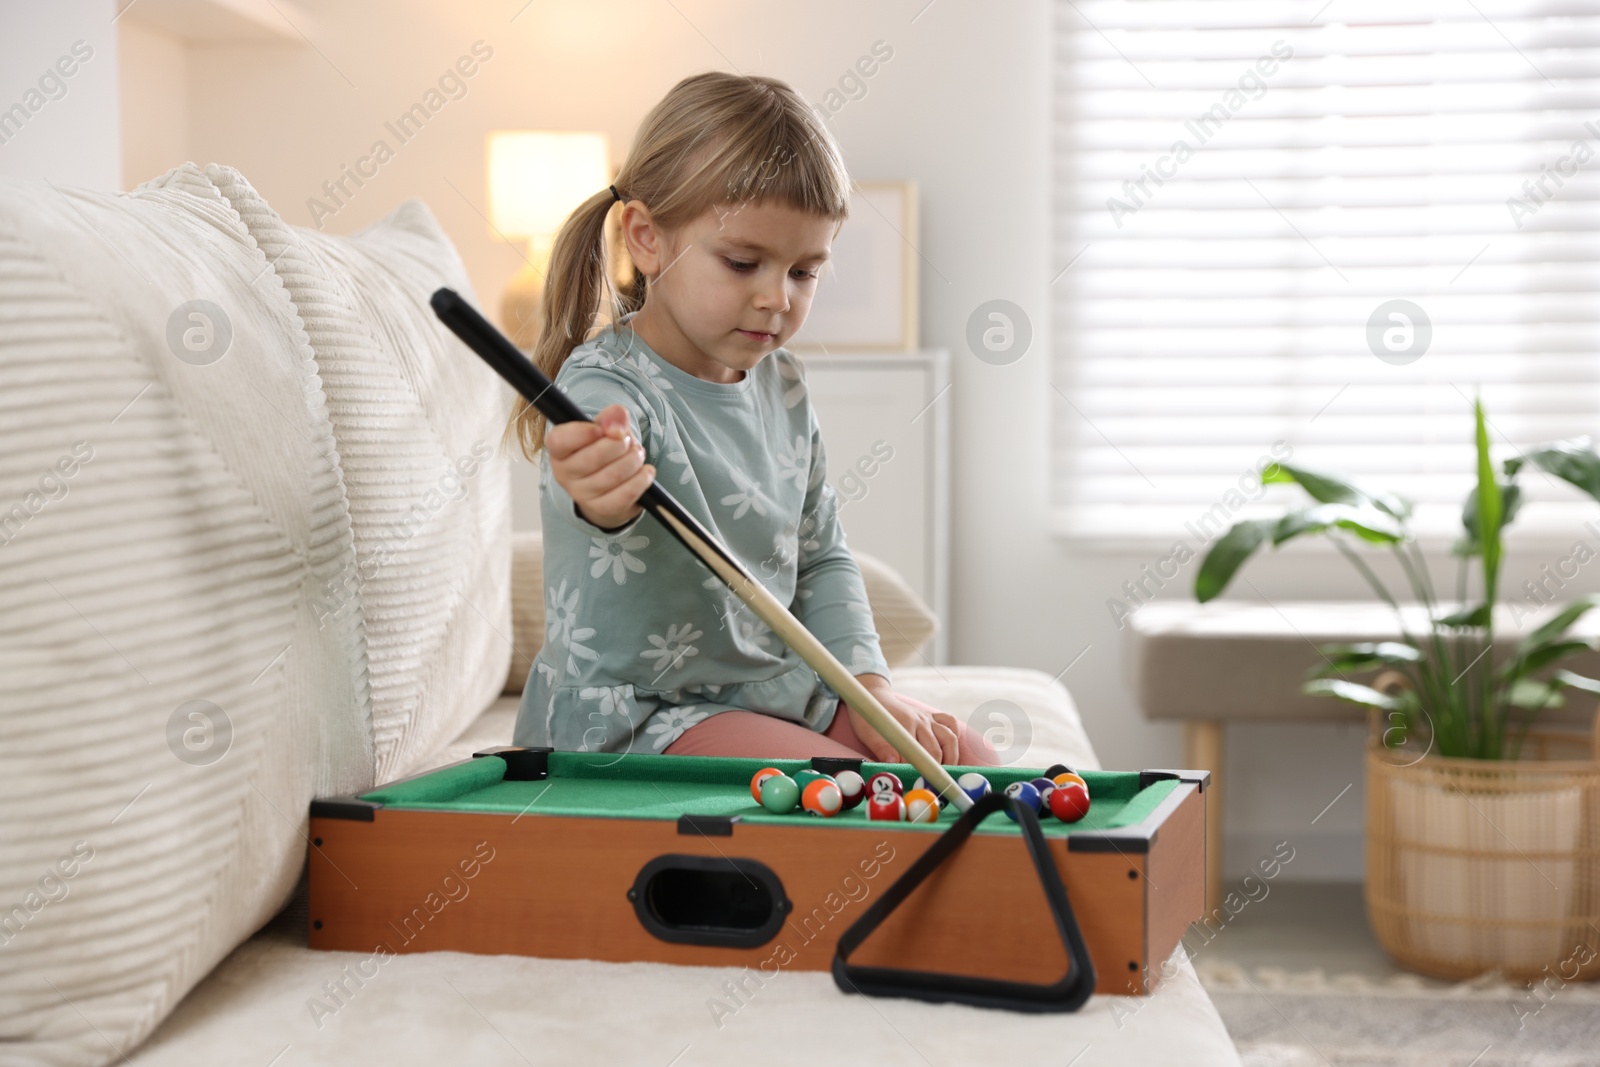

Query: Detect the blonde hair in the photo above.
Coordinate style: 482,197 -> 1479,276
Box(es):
504,71 -> 851,458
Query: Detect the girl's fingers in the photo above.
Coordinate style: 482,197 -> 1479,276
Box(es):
586,463 -> 655,517
931,718 -> 960,765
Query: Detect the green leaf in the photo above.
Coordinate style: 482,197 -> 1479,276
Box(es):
1436,604 -> 1490,628
1194,518 -> 1277,603
1523,595 -> 1600,649
1554,669 -> 1600,697
1473,400 -> 1503,602
1303,677 -> 1404,711
1514,638 -> 1597,676
1272,464 -> 1407,519
1272,503 -> 1404,546
1507,678 -> 1565,710
1460,483 -> 1522,551
1524,438 -> 1600,504
1308,641 -> 1423,678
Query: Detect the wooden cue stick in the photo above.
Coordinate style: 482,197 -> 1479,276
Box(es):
430,288 -> 973,813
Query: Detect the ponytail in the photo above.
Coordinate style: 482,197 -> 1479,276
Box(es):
503,188 -> 640,459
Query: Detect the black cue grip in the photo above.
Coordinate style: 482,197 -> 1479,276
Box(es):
428,287 -> 752,580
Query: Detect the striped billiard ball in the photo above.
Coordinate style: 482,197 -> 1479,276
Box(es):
834,769 -> 866,810
750,767 -> 784,804
867,772 -> 903,800
867,793 -> 905,821
903,788 -> 940,824
802,778 -> 843,817
759,773 -> 800,814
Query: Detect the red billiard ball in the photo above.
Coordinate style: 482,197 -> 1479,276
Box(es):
1049,780 -> 1091,823
867,793 -> 905,821
867,772 -> 903,800
834,769 -> 866,810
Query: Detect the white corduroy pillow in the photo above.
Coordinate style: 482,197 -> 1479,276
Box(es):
0,163 -> 371,1066
205,169 -> 513,779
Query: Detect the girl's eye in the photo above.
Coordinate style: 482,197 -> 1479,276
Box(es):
724,258 -> 757,272
792,268 -> 820,281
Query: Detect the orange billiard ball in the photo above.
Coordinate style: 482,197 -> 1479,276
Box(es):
751,767 -> 784,803
903,788 -> 941,824
802,778 -> 843,817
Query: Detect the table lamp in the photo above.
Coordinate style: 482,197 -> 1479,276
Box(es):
487,130 -> 610,350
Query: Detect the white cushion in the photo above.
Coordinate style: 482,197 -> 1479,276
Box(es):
0,162 -> 371,1065
209,170 -> 513,779
126,935 -> 1240,1066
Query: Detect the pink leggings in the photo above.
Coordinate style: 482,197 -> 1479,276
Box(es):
664,697 -> 1000,766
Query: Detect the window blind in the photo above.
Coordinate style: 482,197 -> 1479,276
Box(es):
1051,0 -> 1600,547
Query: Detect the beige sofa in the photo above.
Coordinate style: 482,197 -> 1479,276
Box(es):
0,164 -> 1240,1066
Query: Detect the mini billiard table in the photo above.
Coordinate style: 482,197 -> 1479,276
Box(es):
308,748 -> 1207,1012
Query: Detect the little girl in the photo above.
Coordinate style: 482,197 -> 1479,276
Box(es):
507,71 -> 997,768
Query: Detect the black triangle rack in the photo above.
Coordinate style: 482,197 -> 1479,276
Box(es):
831,790 -> 1098,1013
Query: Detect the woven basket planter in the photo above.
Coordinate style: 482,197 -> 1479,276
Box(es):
1366,724 -> 1600,981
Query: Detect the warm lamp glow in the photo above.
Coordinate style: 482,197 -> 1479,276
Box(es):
487,130 -> 610,240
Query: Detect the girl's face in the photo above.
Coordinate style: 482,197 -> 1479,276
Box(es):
621,198 -> 838,384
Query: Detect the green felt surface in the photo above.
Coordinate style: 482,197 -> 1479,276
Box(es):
362,753 -> 1179,837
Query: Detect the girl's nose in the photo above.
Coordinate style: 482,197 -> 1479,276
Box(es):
755,277 -> 790,313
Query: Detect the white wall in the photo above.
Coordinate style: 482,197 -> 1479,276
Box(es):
127,0 -> 1600,880
0,0 -> 121,188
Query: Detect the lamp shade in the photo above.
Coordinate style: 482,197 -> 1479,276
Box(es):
487,130 -> 611,240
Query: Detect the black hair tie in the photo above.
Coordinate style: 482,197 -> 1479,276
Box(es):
609,184 -> 623,204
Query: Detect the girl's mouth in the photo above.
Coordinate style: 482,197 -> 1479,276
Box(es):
736,329 -> 775,343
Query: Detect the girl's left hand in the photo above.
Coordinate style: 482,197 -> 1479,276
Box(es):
844,674 -> 963,765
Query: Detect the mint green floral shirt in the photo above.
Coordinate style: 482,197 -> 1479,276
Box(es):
513,312 -> 892,754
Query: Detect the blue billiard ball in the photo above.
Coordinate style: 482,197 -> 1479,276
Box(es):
957,772 -> 992,805
1030,776 -> 1057,804
1003,780 -> 1042,822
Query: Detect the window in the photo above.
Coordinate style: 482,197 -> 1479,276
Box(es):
1052,0 -> 1600,546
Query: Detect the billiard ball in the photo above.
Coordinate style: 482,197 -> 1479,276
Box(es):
1030,776 -> 1057,804
1044,763 -> 1076,781
912,776 -> 949,808
1049,780 -> 1091,823
1052,771 -> 1088,794
903,788 -> 940,824
957,772 -> 991,804
867,772 -> 903,800
751,767 -> 784,803
1003,780 -> 1042,822
794,769 -> 833,793
867,793 -> 905,821
834,769 -> 866,810
759,773 -> 800,814
801,778 -> 843,817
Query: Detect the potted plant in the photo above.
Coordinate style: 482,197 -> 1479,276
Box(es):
1194,400 -> 1600,980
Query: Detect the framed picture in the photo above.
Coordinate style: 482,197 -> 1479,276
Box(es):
789,181 -> 918,351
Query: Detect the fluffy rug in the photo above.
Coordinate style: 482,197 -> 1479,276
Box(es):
1198,962 -> 1600,1067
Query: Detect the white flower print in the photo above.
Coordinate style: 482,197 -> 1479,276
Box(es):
720,469 -> 769,520
737,617 -> 773,650
630,350 -> 674,395
667,447 -> 695,484
545,579 -> 579,648
645,705 -> 710,751
534,661 -> 557,689
579,684 -> 631,717
776,353 -> 807,408
641,622 -> 703,674
589,532 -> 649,584
776,434 -> 809,492
849,644 -> 879,673
566,623 -> 599,677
